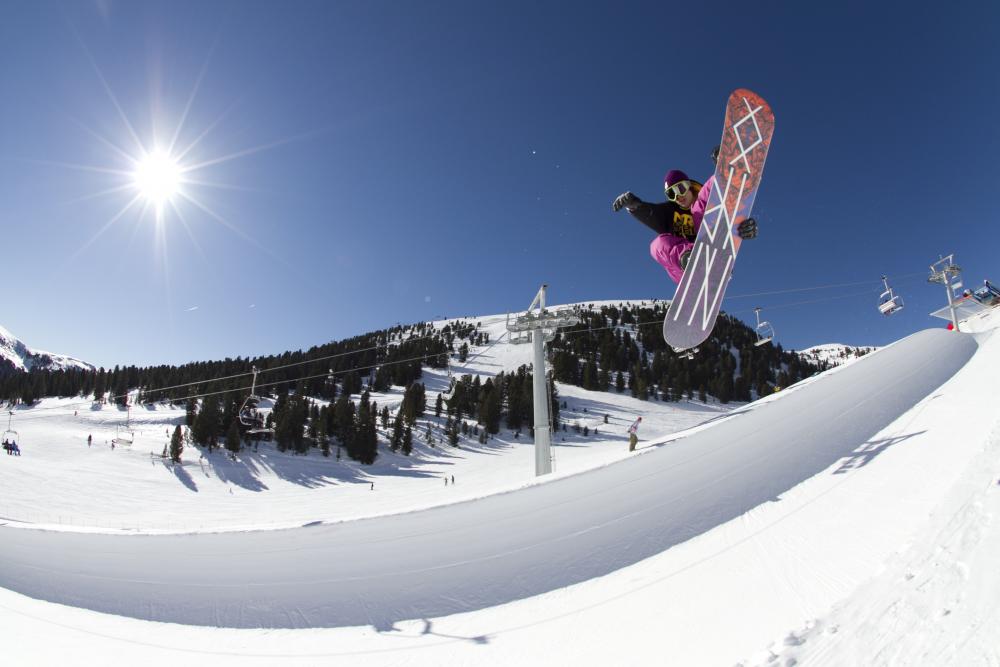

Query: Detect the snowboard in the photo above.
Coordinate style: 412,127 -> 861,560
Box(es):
663,88 -> 775,353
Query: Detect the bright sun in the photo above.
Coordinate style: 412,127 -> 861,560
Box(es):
133,150 -> 182,209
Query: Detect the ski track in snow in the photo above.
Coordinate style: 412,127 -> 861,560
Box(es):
747,326 -> 1000,667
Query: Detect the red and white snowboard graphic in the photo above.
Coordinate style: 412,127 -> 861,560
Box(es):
663,89 -> 775,352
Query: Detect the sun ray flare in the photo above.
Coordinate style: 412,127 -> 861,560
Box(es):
70,193 -> 144,261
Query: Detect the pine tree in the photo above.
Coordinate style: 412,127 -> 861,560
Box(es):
93,371 -> 106,403
275,395 -> 308,454
333,396 -> 355,455
479,380 -> 502,434
225,419 -> 242,456
402,425 -> 413,455
318,407 -> 330,456
192,396 -> 221,446
185,396 -> 197,427
549,377 -> 560,432
353,391 -> 378,464
170,425 -> 184,463
391,408 -> 403,452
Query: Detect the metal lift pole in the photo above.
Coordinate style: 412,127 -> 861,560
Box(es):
507,285 -> 580,477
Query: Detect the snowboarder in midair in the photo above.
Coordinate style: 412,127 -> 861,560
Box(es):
613,148 -> 758,283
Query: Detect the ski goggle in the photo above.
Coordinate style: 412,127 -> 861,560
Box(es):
665,180 -> 691,201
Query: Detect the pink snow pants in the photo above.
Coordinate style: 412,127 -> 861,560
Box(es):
650,234 -> 693,284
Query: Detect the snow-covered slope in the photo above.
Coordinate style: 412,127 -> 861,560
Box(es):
0,324 -> 93,374
2,309 -> 999,666
797,342 -> 878,367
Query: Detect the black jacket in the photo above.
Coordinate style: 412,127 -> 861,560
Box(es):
625,182 -> 703,240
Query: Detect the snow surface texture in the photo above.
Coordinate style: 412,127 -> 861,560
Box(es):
0,303 -> 734,533
0,328 -> 978,624
0,323 -> 93,374
3,312 -> 1000,665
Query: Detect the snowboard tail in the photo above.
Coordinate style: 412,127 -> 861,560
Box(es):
663,89 -> 775,351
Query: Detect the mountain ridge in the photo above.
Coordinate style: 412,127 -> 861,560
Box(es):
0,324 -> 94,376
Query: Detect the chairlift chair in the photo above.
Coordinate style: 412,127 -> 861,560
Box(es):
2,410 -> 18,445
971,280 -> 1000,306
114,424 -> 134,447
753,307 -> 774,347
112,403 -> 134,446
877,275 -> 904,315
239,366 -> 274,435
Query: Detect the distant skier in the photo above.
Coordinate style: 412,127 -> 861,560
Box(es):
627,417 -> 642,452
613,149 -> 758,283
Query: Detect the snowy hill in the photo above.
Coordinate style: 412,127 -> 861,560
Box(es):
0,324 -> 94,375
2,308 -> 1000,665
797,342 -> 878,367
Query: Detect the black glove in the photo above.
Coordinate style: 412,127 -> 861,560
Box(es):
737,217 -> 758,239
612,191 -> 640,212
710,144 -> 720,166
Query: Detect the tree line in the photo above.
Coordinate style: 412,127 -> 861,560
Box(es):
0,305 -> 824,466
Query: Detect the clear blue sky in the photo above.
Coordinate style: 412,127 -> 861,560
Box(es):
2,1 -> 998,368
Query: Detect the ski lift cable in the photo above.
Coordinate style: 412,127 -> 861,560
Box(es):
10,315 -> 514,420
18,316 -> 511,426
113,312 -> 514,401
8,268 -> 922,417
440,330 -> 511,401
0,279 -> 907,427
1,271 -> 929,422
557,285 -> 898,342
9,348 -> 485,425
724,271 -> 927,301
465,330 -> 510,365
726,287 -> 888,316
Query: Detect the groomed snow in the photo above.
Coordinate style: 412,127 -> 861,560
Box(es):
2,308 -> 1000,665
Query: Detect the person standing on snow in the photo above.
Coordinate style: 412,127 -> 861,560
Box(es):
612,149 -> 758,283
627,416 -> 642,452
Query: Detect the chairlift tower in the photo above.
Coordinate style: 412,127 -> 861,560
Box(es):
506,284 -> 580,476
928,254 -> 963,332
